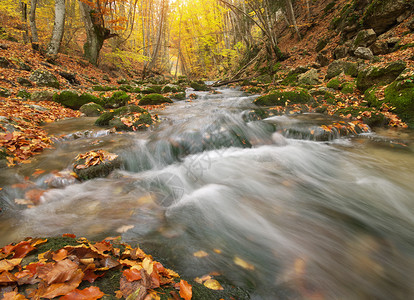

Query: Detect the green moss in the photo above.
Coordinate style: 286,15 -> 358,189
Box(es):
92,85 -> 117,91
140,86 -> 157,94
324,1 -> 336,14
384,80 -> 414,127
104,91 -> 130,109
281,73 -> 298,86
80,102 -> 104,116
0,88 -> 11,97
254,90 -> 313,106
79,93 -> 104,106
17,89 -> 31,99
247,87 -> 263,94
95,112 -> 115,126
364,86 -> 381,108
324,92 -> 337,104
117,78 -> 129,84
190,81 -> 211,91
139,94 -> 173,105
327,78 -> 342,90
356,61 -> 406,91
400,43 -> 414,50
171,92 -> 186,100
341,82 -> 355,94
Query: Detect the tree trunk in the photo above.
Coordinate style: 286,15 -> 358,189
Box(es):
20,1 -> 29,44
79,0 -> 115,65
284,0 -> 301,40
46,0 -> 66,56
29,0 -> 39,44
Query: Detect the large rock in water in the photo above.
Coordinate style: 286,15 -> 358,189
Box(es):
384,77 -> 414,127
254,90 -> 313,106
79,102 -> 104,116
139,94 -> 172,105
29,69 -> 60,88
362,0 -> 413,34
356,60 -> 406,91
95,105 -> 154,131
53,91 -> 104,109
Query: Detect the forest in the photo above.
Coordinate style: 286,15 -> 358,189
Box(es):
0,0 -> 414,299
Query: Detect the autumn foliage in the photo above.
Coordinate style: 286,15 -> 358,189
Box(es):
0,235 -> 191,299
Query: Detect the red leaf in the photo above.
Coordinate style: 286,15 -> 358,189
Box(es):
83,269 -> 105,283
179,280 -> 192,300
60,286 -> 105,300
122,268 -> 142,282
13,241 -> 35,258
62,233 -> 76,238
0,271 -> 18,283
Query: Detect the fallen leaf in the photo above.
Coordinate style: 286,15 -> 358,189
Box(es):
193,250 -> 208,258
52,249 -> 68,261
116,225 -> 134,233
2,291 -> 28,300
60,286 -> 105,300
203,279 -> 224,290
0,271 -> 18,283
233,256 -> 255,270
37,259 -> 79,284
0,258 -> 22,272
179,280 -> 192,300
123,268 -> 142,282
39,269 -> 84,298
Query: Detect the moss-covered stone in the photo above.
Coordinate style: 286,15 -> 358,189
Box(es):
140,86 -> 157,94
281,73 -> 299,86
171,92 -> 186,100
326,60 -> 358,79
95,105 -> 148,126
109,111 -> 153,131
95,112 -> 115,126
80,102 -> 104,116
161,84 -> 184,93
74,157 -> 122,180
341,82 -> 355,94
54,91 -> 103,110
327,78 -> 342,90
29,69 -> 60,88
363,86 -> 381,108
0,87 -> 11,97
16,89 -> 31,99
117,78 -> 129,84
356,60 -> 406,91
139,94 -> 173,105
335,106 -> 388,127
190,81 -> 211,91
254,90 -> 313,106
384,79 -> 414,127
92,85 -> 117,91
103,91 -> 130,109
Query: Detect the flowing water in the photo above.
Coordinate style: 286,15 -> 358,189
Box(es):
1,87 -> 414,299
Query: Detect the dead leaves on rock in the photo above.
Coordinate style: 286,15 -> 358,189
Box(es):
74,149 -> 118,170
0,235 -> 188,299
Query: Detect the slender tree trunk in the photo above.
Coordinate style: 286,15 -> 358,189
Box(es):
29,0 -> 39,45
20,1 -> 29,44
46,0 -> 66,56
284,0 -> 301,39
174,6 -> 182,78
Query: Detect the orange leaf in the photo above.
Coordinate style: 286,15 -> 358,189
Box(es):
0,258 -> 22,272
83,269 -> 105,283
13,241 -> 36,258
0,271 -> 18,283
52,249 -> 68,261
3,291 -> 28,300
39,269 -> 84,298
123,268 -> 142,282
62,233 -> 76,238
60,286 -> 105,300
179,280 -> 192,300
37,259 -> 79,284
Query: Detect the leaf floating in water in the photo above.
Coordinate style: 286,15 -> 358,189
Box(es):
233,256 -> 255,270
116,225 -> 134,233
203,279 -> 224,290
193,250 -> 208,258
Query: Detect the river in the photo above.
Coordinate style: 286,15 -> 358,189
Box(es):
1,87 -> 414,299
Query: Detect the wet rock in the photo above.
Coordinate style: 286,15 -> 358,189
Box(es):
95,105 -> 153,131
161,84 -> 184,93
139,94 -> 172,105
316,52 -> 330,67
356,60 -> 406,92
0,88 -> 11,97
326,60 -> 358,79
352,29 -> 377,49
31,90 -> 54,102
354,47 -> 374,60
384,79 -> 414,127
0,57 -> 12,68
370,41 -> 389,55
190,81 -> 211,91
171,92 -> 186,100
362,0 -> 413,34
298,69 -> 320,85
103,91 -> 130,109
59,71 -> 80,85
29,69 -> 60,88
73,155 -> 122,181
17,77 -> 33,87
79,102 -> 104,116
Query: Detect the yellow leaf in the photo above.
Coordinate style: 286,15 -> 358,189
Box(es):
233,256 -> 255,270
142,257 -> 153,275
203,279 -> 224,290
193,250 -> 208,258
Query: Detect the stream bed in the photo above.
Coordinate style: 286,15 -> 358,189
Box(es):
1,87 -> 414,299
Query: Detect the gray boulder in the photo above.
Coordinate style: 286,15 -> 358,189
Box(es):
354,47 -> 374,60
29,69 -> 60,88
333,46 -> 349,59
298,69 -> 320,85
17,77 -> 33,87
316,52 -> 330,67
326,60 -> 358,79
31,90 -> 55,102
370,41 -> 389,55
352,29 -> 377,49
79,102 -> 104,116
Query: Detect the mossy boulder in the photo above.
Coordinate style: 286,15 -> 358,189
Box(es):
326,60 -> 358,79
103,91 -> 130,109
95,105 -> 153,131
92,85 -> 117,91
171,92 -> 186,100
341,82 -> 355,94
356,60 -> 406,92
254,90 -> 313,106
139,93 -> 172,105
161,84 -> 184,93
17,77 -> 33,87
31,90 -> 54,102
363,86 -> 381,108
79,102 -> 104,116
16,89 -> 31,99
335,106 -> 388,127
74,156 -> 122,181
190,81 -> 211,91
384,79 -> 414,127
53,91 -> 103,110
327,78 -> 342,90
29,69 -> 60,88
298,69 -> 320,85
140,86 -> 157,94
0,87 -> 11,97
